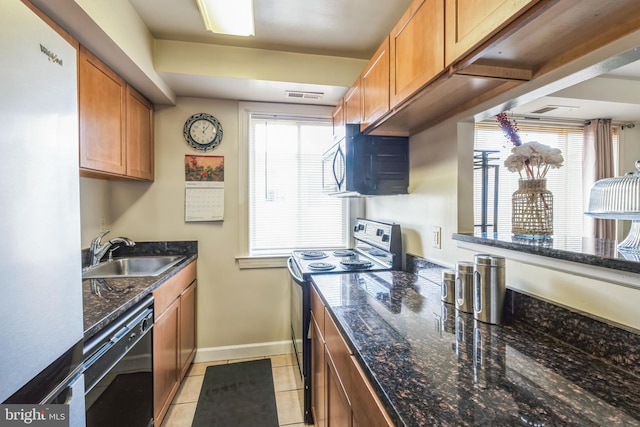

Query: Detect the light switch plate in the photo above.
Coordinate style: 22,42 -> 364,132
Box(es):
432,226 -> 441,249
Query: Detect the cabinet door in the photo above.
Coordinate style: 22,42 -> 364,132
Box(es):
343,82 -> 361,125
153,297 -> 180,426
326,349 -> 351,427
445,0 -> 538,65
390,0 -> 444,108
179,280 -> 197,379
361,37 -> 390,131
79,45 -> 126,176
311,314 -> 326,427
332,100 -> 345,139
125,85 -> 154,181
349,356 -> 394,427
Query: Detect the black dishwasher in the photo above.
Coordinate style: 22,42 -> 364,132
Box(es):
83,295 -> 154,427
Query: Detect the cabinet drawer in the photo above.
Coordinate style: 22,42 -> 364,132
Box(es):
349,355 -> 394,427
311,285 -> 325,336
153,261 -> 196,318
324,308 -> 353,395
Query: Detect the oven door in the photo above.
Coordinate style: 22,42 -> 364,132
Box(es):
84,300 -> 154,427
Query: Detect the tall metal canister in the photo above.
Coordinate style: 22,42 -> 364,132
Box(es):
455,261 -> 475,313
473,254 -> 506,324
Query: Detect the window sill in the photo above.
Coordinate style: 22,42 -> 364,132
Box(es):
236,255 -> 289,269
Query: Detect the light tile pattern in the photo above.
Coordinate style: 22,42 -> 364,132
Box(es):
160,353 -> 306,427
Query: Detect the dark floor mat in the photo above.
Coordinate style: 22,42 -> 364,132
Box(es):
191,359 -> 279,427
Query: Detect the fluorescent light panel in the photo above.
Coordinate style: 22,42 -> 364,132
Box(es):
196,0 -> 255,36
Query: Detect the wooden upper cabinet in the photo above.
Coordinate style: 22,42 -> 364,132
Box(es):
79,45 -> 154,181
79,45 -> 126,176
390,0 -> 445,108
444,0 -> 539,66
360,37 -> 390,131
126,85 -> 154,180
343,81 -> 362,125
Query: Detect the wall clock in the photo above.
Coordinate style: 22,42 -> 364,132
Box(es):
183,113 -> 223,151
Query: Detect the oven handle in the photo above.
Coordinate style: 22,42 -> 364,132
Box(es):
287,257 -> 305,285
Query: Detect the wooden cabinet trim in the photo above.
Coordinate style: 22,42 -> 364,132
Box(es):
311,285 -> 325,338
325,346 -> 352,427
153,297 -> 180,424
344,81 -> 362,125
360,37 -> 390,130
153,261 -> 197,426
349,355 -> 394,427
389,0 -> 445,108
79,45 -> 154,181
324,309 -> 353,397
178,280 -> 197,379
125,84 -> 154,180
153,261 -> 196,319
79,45 -> 127,176
444,0 -> 540,66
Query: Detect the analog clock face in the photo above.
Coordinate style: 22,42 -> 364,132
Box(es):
189,119 -> 217,145
183,113 -> 223,151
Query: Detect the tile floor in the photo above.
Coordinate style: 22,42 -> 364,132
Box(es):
160,353 -> 307,427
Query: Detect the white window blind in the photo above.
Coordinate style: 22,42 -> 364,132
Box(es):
248,114 -> 347,255
474,121 -> 605,237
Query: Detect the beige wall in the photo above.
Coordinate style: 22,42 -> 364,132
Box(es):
80,96 -> 640,363
367,116 -> 640,332
80,97 -> 292,361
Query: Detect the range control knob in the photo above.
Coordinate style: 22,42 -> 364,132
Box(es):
376,228 -> 384,236
382,234 -> 390,242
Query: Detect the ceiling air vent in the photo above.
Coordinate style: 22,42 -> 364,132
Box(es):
285,90 -> 324,100
530,106 -> 559,114
527,105 -> 580,115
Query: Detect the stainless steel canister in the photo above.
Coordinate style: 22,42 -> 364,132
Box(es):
441,269 -> 456,304
455,262 -> 474,313
473,254 -> 506,324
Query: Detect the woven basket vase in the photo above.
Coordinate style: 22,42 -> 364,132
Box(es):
511,178 -> 553,239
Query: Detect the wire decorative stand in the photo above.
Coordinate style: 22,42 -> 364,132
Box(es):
474,150 -> 500,234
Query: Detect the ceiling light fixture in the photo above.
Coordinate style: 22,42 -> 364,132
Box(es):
196,0 -> 255,37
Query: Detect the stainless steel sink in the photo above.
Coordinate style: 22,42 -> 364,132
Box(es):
82,256 -> 185,279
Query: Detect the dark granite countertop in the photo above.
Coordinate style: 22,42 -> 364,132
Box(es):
82,241 -> 197,339
311,266 -> 640,426
452,232 -> 640,274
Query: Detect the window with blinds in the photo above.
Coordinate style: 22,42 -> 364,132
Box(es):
473,121 -> 618,237
248,114 -> 347,255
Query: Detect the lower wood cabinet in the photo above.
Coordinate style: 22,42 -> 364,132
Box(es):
310,284 -> 393,427
153,261 -> 197,426
349,356 -> 394,427
326,349 -> 352,427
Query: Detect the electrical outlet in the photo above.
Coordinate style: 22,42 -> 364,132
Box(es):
432,226 -> 441,249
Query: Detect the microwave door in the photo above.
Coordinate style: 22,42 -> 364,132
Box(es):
334,145 -> 345,190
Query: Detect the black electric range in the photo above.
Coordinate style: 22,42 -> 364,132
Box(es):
287,218 -> 402,424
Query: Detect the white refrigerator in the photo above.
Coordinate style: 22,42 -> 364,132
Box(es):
0,0 -> 85,424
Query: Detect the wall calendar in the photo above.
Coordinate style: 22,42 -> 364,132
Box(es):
184,155 -> 224,222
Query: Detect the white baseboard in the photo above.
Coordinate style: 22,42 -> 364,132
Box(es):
193,340 -> 294,363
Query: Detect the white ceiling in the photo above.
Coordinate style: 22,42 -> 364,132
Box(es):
127,0 -> 640,123
129,0 -> 412,105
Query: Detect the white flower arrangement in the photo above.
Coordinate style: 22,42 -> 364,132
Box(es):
504,141 -> 564,179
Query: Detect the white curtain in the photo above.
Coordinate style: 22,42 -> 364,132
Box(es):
582,119 -> 616,239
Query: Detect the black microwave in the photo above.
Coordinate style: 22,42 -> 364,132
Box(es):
322,124 -> 409,197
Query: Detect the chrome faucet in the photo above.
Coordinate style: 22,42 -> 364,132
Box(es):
90,229 -> 135,266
